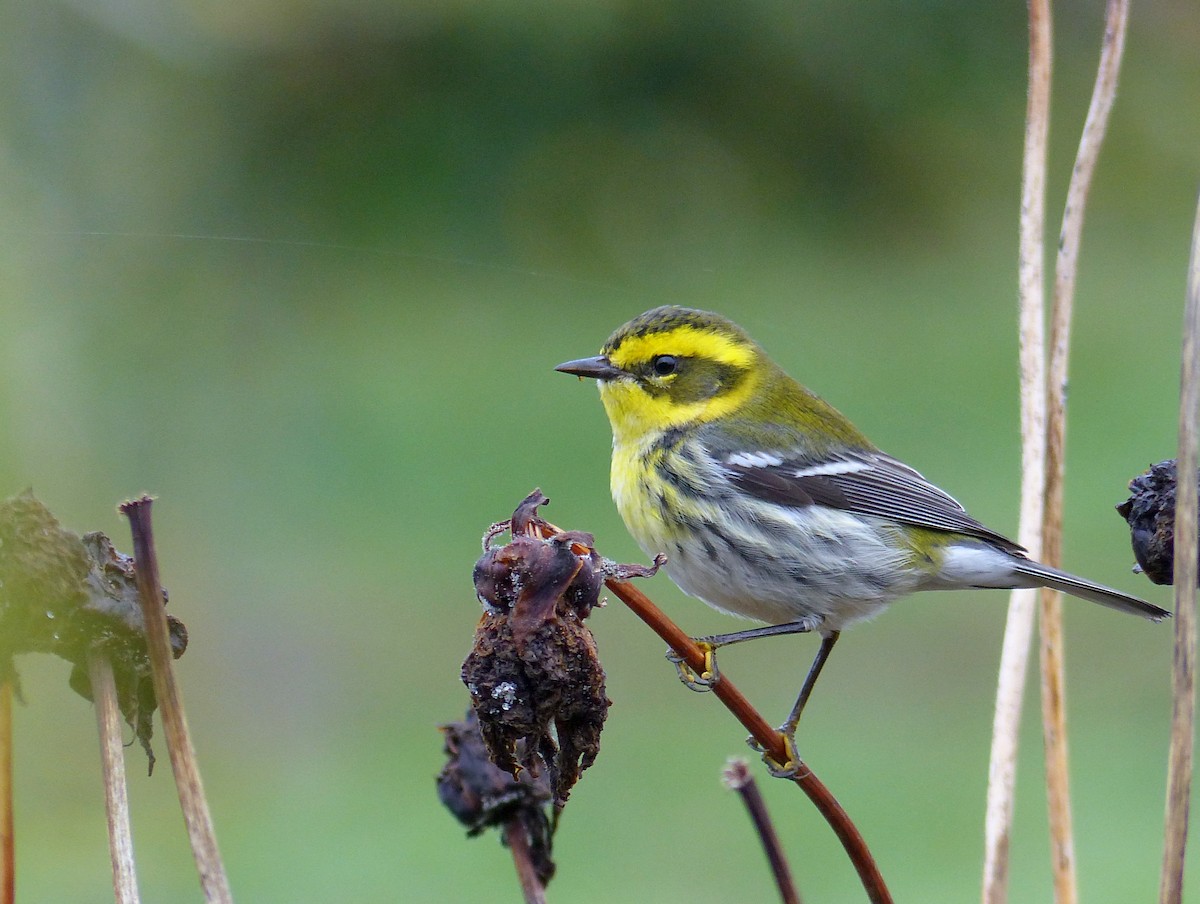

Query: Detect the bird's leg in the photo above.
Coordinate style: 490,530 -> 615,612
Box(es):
756,631 -> 841,778
781,630 -> 839,737
666,616 -> 823,691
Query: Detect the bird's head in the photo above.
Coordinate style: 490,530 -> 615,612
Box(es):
556,306 -> 763,443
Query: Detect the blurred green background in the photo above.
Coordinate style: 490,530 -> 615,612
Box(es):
1,1 -> 1196,901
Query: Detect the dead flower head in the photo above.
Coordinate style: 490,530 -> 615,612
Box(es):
463,490 -> 609,807
0,491 -> 188,772
1117,460 -> 1193,586
437,708 -> 555,885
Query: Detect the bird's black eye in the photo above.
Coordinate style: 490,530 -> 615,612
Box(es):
652,355 -> 678,376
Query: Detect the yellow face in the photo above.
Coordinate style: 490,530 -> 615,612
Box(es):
596,323 -> 760,444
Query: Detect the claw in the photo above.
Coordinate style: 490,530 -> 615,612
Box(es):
746,731 -> 808,779
666,641 -> 720,691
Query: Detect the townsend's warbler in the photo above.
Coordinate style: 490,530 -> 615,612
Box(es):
557,305 -> 1169,761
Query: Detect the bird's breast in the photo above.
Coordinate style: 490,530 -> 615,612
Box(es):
610,438 -> 679,550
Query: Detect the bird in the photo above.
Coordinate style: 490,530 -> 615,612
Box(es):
555,305 -> 1170,772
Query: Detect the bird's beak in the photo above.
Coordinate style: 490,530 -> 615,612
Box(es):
554,355 -> 625,381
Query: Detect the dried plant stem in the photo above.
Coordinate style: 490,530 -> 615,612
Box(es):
88,652 -> 141,904
603,577 -> 892,904
1036,593 -> 1074,904
1052,0 -> 1128,337
724,759 -> 801,904
982,2 -> 1052,901
1160,192 -> 1200,904
984,593 -> 1038,904
1037,4 -> 1129,902
120,498 -> 232,904
0,681 -> 11,904
503,821 -> 547,904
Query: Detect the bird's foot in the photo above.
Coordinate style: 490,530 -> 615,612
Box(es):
666,641 -> 720,691
746,730 -> 808,779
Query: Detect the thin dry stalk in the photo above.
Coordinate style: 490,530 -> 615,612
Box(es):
724,759 -> 802,904
88,652 -> 141,904
502,821 -> 547,904
1160,192 -> 1200,904
1036,595 -> 1074,904
1051,0 -> 1128,333
0,681 -> 11,904
983,2 -> 1052,901
602,577 -> 892,904
120,498 -> 232,904
1038,4 -> 1129,901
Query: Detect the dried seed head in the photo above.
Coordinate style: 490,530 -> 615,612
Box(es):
0,491 -> 187,771
1117,460 -> 1197,585
437,709 -> 556,885
463,491 -> 609,807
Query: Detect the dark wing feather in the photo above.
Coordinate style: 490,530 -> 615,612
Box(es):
725,450 -> 1025,554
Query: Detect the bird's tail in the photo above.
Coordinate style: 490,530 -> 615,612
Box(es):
1012,560 -> 1171,622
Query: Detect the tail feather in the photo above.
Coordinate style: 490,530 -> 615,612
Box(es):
1012,560 -> 1171,622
